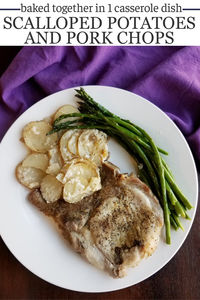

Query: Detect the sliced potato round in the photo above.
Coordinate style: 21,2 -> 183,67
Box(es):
57,158 -> 97,184
67,129 -> 82,156
63,177 -> 88,203
40,175 -> 63,203
78,129 -> 108,165
23,121 -> 57,153
46,164 -> 61,176
60,158 -> 101,203
48,146 -> 63,165
53,104 -> 80,124
92,138 -> 109,166
56,158 -> 78,184
67,162 -> 96,179
78,129 -> 96,158
59,129 -> 76,161
16,164 -> 45,189
22,153 -> 49,172
46,146 -> 63,175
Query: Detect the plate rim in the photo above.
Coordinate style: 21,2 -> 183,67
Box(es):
0,85 -> 198,293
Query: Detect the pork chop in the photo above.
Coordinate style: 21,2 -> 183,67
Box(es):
28,162 -> 164,278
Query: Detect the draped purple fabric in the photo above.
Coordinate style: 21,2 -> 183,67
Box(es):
0,46 -> 199,167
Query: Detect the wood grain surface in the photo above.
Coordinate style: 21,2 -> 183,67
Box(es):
0,47 -> 199,300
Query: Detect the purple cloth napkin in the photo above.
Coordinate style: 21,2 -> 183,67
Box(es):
0,46 -> 200,167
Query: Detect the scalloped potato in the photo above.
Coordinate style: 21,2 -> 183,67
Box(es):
46,146 -> 63,175
59,129 -> 76,161
16,164 -> 45,189
17,104 -> 108,205
78,129 -> 108,165
56,158 -> 101,203
22,153 -> 49,172
23,121 -> 57,153
67,129 -> 82,156
40,175 -> 63,203
53,104 -> 80,123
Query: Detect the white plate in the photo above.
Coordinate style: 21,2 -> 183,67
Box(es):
0,86 -> 198,293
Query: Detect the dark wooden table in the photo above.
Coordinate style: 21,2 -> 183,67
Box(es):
0,47 -> 199,300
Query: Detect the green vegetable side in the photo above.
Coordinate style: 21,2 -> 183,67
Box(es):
48,87 -> 192,244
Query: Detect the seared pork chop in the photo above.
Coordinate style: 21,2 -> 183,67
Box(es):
28,162 -> 163,278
